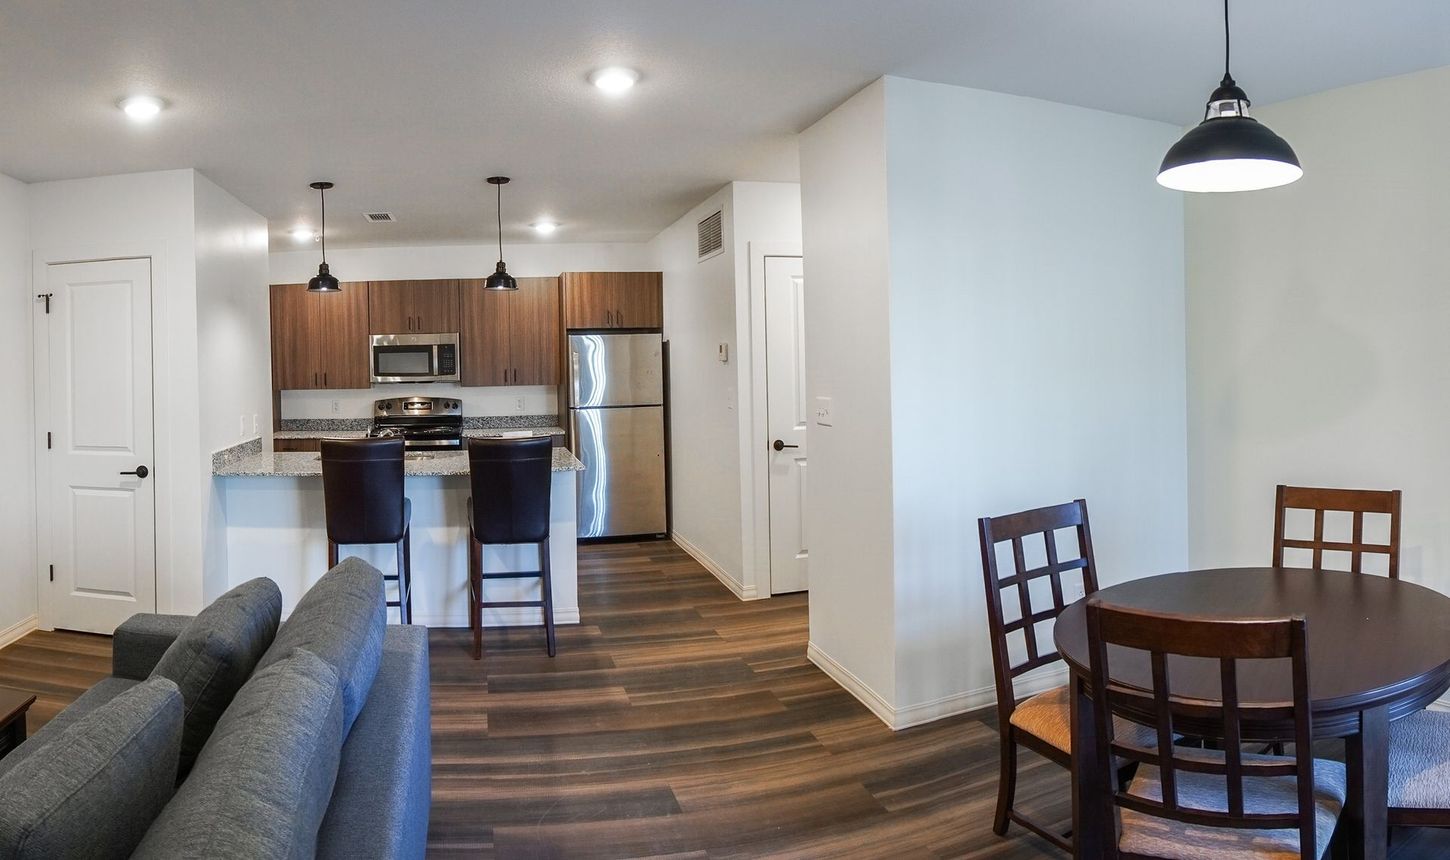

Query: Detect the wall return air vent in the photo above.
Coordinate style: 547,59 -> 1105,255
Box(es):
697,209 -> 723,261
363,212 -> 396,223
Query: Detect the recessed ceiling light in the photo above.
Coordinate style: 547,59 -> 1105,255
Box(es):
118,95 -> 165,122
589,67 -> 638,96
532,221 -> 560,236
288,226 -> 316,244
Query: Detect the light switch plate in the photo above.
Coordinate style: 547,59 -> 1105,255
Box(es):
814,396 -> 833,427
718,342 -> 729,364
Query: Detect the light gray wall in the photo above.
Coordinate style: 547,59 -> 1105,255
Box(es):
0,174 -> 36,642
1186,65 -> 1450,585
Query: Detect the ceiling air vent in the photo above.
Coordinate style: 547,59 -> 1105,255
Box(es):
697,210 -> 723,261
363,211 -> 396,223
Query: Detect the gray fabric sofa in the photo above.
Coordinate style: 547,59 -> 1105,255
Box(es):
0,559 -> 430,860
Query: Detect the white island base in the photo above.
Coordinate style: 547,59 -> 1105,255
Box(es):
219,470 -> 579,628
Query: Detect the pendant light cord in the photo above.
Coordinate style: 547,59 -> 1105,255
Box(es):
1222,0 -> 1233,84
319,186 -> 327,264
496,181 -> 504,262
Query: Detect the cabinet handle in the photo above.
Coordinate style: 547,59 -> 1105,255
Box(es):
313,372 -> 318,387
616,308 -> 623,326
605,310 -> 613,326
323,371 -> 328,386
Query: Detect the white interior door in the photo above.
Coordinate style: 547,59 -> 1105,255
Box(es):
765,255 -> 808,594
42,258 -> 157,633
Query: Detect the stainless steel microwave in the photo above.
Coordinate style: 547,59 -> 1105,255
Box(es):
370,333 -> 460,384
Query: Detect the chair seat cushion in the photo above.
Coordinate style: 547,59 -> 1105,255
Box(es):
1009,684 -> 1160,753
149,577 -> 283,778
0,677 -> 183,860
1120,751 -> 1345,860
1389,709 -> 1450,809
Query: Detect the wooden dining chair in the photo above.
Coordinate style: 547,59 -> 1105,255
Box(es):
1084,600 -> 1346,859
1272,484 -> 1401,577
979,499 -> 1156,851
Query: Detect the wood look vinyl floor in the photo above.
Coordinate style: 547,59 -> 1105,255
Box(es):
2,539 -> 1448,858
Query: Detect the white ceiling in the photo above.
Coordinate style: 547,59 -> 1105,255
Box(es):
2,1 -> 1448,247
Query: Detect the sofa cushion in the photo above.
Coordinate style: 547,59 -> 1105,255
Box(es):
318,626 -> 431,860
0,676 -> 139,778
256,557 -> 385,732
149,577 -> 283,778
131,648 -> 346,860
0,677 -> 182,860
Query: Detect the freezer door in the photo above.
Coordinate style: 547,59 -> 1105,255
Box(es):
569,333 -> 664,408
572,405 -> 667,538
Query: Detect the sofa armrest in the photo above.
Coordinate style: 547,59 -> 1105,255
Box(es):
112,614 -> 193,680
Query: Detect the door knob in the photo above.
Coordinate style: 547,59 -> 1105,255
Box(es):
772,440 -> 798,452
120,465 -> 150,478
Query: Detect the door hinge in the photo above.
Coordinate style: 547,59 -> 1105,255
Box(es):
49,564 -> 54,582
36,293 -> 53,314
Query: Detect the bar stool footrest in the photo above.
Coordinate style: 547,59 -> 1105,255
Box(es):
480,600 -> 545,608
480,571 -> 545,580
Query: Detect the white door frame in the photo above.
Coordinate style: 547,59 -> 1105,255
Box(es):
742,242 -> 803,600
33,241 -> 175,630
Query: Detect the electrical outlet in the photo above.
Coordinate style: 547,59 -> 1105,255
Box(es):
718,342 -> 729,364
514,396 -> 526,413
239,415 -> 246,437
252,414 -> 259,435
814,396 -> 833,427
331,400 -> 340,415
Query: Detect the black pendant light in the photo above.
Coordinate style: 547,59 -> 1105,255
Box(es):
484,176 -> 518,291
306,181 -> 341,293
1158,0 -> 1302,193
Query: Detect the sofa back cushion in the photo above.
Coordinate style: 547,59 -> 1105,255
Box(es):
0,677 -> 182,860
150,576 -> 282,778
131,648 -> 345,860
255,557 -> 385,733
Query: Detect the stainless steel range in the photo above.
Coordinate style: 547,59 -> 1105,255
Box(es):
369,397 -> 463,450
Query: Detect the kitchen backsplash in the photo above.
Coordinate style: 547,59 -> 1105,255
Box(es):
280,384 -> 557,420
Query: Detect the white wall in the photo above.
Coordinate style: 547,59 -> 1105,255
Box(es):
1186,66 -> 1450,589
28,169 -> 209,616
800,77 -> 1188,727
799,80 -> 901,709
0,174 -> 36,644
194,173 -> 271,601
269,241 -> 652,419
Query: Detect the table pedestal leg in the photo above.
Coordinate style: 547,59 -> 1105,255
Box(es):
1344,705 -> 1389,860
1069,669 -> 1105,859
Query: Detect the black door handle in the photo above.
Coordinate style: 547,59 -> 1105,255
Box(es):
772,440 -> 798,451
121,465 -> 150,478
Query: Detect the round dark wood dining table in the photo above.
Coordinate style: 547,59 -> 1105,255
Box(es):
1053,567 -> 1450,860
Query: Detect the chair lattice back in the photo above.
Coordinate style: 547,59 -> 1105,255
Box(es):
1085,601 -> 1318,860
978,500 -> 1099,710
1272,484 -> 1401,577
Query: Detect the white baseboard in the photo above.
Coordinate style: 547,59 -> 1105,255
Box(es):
672,532 -> 759,600
1429,695 -> 1450,713
0,614 -> 39,650
808,639 -> 1066,731
410,607 -> 580,628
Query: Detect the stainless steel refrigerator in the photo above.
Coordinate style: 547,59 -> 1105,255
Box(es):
568,332 -> 667,538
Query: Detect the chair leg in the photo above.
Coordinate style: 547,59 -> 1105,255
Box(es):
401,525 -> 413,625
993,731 -> 1018,836
328,540 -> 339,568
540,539 -> 556,658
393,536 -> 406,625
469,534 -> 483,661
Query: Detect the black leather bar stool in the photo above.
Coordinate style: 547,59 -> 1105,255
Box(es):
467,436 -> 554,660
321,438 -> 413,624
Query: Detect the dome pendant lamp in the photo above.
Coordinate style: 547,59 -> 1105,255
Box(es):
306,181 -> 341,293
484,176 -> 518,291
1157,0 -> 1302,193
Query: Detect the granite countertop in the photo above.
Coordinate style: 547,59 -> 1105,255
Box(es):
273,426 -> 564,440
215,447 -> 584,477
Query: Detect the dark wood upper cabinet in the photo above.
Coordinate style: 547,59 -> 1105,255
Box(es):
269,282 -> 371,390
368,280 -> 460,334
460,276 -> 560,386
561,272 -> 663,329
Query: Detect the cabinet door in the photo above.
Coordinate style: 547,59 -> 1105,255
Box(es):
459,278 -> 512,386
271,283 -> 317,390
613,273 -> 663,329
312,283 -> 371,389
562,272 -> 616,329
510,277 -> 561,385
369,280 -> 460,334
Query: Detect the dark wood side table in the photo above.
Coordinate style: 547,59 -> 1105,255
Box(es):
1054,567 -> 1450,860
0,686 -> 37,760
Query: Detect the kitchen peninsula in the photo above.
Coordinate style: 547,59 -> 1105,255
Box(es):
214,444 -> 584,627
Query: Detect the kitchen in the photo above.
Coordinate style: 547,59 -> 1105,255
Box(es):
213,202 -> 670,623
